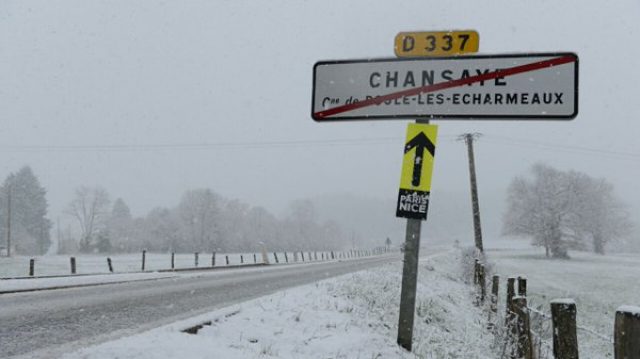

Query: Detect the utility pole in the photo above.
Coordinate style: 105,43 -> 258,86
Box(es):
5,184 -> 11,257
459,133 -> 484,253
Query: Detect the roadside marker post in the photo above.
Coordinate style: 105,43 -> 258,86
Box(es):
311,31 -> 578,352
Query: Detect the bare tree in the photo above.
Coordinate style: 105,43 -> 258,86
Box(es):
65,186 -> 111,252
503,164 -> 633,258
177,188 -> 221,251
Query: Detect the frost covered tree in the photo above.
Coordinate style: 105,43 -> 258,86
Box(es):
177,188 -> 221,251
65,186 -> 111,252
105,198 -> 134,252
503,164 -> 579,258
0,166 -> 52,255
503,164 -> 633,258
566,173 -> 632,254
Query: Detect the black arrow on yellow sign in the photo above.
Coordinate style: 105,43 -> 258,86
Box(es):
404,132 -> 436,187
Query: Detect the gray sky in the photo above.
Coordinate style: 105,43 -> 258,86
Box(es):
1,0 -> 639,234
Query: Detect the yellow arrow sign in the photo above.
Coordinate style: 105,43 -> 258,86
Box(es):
397,123 -> 438,220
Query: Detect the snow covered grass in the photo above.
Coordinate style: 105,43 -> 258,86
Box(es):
0,251 -> 335,278
63,250 -> 496,359
490,246 -> 640,358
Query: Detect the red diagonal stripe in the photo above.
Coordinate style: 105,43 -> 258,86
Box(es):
314,55 -> 576,119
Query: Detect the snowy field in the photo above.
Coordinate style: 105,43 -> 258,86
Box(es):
489,247 -> 640,358
62,250 -> 495,359
0,251 -> 338,278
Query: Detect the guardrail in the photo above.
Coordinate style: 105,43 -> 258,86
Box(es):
2,246 -> 392,279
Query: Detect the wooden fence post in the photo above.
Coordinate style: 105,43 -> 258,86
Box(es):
615,305 -> 640,359
550,299 -> 578,359
240,254 -> 244,264
107,257 -> 113,273
474,258 -> 480,285
331,251 -> 335,259
211,252 -> 216,267
70,257 -> 76,274
284,252 -> 289,263
478,263 -> 486,305
301,252 -> 305,262
253,253 -> 257,264
513,296 -> 533,359
488,275 -> 499,330
225,255 -> 229,265
273,252 -> 279,264
194,252 -> 199,267
171,252 -> 175,269
29,258 -> 35,276
506,277 -> 516,316
141,250 -> 146,271
517,276 -> 527,297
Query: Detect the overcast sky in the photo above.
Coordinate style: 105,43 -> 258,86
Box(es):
1,0 -> 639,233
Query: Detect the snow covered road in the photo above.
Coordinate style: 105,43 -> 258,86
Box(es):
1,254 -> 404,358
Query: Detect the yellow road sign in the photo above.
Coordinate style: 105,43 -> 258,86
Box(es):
396,123 -> 438,220
394,30 -> 479,57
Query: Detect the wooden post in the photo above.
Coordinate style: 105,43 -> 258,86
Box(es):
488,275 -> 499,330
615,305 -> 640,359
273,252 -> 279,263
194,252 -> 199,267
284,252 -> 289,263
491,275 -> 499,314
225,255 -> 229,265
477,264 -> 486,305
517,276 -> 527,297
171,252 -> 175,269
474,258 -> 480,285
141,250 -> 146,271
301,252 -> 305,262
107,257 -> 113,273
506,277 -> 516,316
70,257 -> 76,274
211,252 -> 215,267
331,251 -> 335,259
29,258 -> 35,276
253,253 -> 257,264
513,296 -> 533,359
240,254 -> 244,264
550,299 -> 578,359
505,276 -> 516,334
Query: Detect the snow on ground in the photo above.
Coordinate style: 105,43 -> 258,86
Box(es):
0,271 -> 178,293
489,246 -> 640,358
62,250 -> 495,359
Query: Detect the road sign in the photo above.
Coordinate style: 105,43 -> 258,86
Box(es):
396,123 -> 438,220
312,53 -> 578,121
395,30 -> 479,57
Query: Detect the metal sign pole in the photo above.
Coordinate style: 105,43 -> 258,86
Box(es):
397,217 -> 422,350
397,118 -> 429,351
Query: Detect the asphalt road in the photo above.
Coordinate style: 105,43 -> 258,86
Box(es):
0,254 -> 401,358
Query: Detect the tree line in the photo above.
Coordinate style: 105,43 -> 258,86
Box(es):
60,187 -> 348,254
503,164 -> 633,258
0,166 -> 350,255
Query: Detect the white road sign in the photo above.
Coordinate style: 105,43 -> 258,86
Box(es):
311,53 -> 578,121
